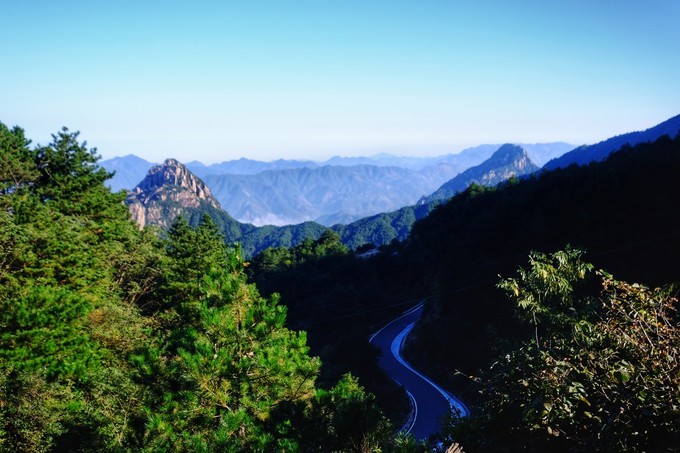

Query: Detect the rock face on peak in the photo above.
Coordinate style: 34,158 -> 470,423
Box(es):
127,158 -> 223,229
421,144 -> 539,204
138,159 -> 218,203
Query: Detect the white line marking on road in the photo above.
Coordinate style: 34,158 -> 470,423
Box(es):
368,302 -> 424,343
401,389 -> 418,436
391,323 -> 470,418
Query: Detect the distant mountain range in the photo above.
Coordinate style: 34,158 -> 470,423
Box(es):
103,142 -> 573,226
185,158 -> 318,177
112,113 -> 680,257
203,163 -> 459,226
182,142 -> 573,176
124,142 -> 545,256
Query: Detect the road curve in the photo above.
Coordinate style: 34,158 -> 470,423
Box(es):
369,303 -> 469,440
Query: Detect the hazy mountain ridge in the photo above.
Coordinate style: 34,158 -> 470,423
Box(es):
101,142 -> 572,228
205,164 -> 458,226
100,154 -> 156,192
188,142 -> 573,176
186,157 -> 319,178
333,144 -> 541,249
180,143 -> 571,227
100,142 -> 573,194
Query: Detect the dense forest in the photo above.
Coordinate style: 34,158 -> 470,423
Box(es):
405,134 -> 680,377
250,134 -> 680,450
0,123 -> 421,452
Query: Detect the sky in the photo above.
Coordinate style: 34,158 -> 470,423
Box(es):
1,0 -> 679,163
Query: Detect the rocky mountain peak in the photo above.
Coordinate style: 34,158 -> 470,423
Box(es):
133,158 -> 215,200
420,144 -> 539,204
490,144 -> 532,168
126,159 -> 222,229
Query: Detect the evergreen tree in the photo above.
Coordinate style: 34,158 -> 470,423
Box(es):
0,124 -> 149,451
0,123 -> 36,201
143,215 -> 320,450
0,123 -> 398,451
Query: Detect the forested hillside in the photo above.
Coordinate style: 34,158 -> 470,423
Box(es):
249,133 -> 680,450
404,134 -> 680,378
0,123 -> 412,452
248,232 -> 427,430
403,132 -> 680,451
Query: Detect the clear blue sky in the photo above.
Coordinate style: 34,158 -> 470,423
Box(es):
2,0 -> 679,163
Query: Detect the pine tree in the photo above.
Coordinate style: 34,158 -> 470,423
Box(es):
0,125 -> 149,451
143,216 -> 321,450
0,123 -> 37,201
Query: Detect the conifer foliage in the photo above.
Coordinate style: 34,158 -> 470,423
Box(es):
0,123 -> 396,452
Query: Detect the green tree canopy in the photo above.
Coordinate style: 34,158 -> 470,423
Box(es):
0,123 -> 152,451
0,122 -> 404,451
447,249 -> 680,451
0,123 -> 36,200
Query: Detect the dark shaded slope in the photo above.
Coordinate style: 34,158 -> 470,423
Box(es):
400,134 -> 680,389
544,113 -> 680,170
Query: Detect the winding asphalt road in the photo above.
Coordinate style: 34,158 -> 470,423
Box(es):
369,303 -> 469,440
